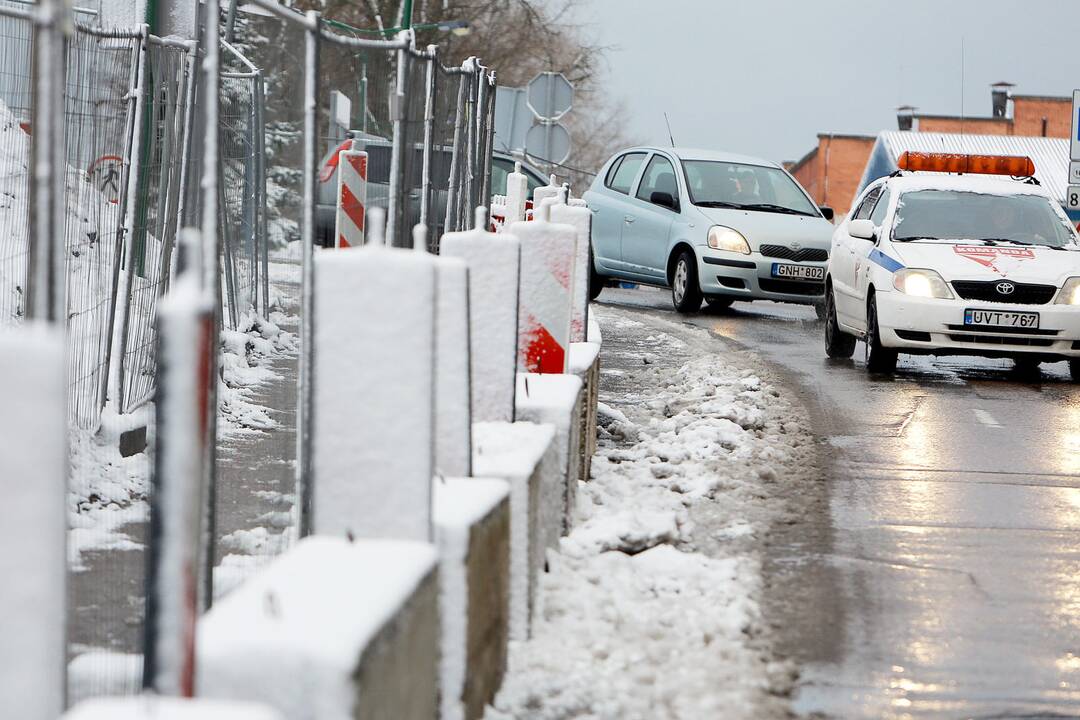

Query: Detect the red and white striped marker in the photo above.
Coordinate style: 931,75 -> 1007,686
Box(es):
510,199 -> 576,374
335,148 -> 367,248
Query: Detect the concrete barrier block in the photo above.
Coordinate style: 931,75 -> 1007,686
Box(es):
435,257 -> 472,477
549,203 -> 592,343
472,421 -> 558,641
441,228 -> 521,423
514,373 -> 584,538
312,246 -> 437,541
198,537 -> 439,720
433,477 -> 510,720
63,697 -> 284,719
568,341 -> 601,482
0,325 -> 66,720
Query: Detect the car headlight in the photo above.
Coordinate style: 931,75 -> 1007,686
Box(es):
1057,277 -> 1080,305
707,225 -> 750,255
892,268 -> 954,299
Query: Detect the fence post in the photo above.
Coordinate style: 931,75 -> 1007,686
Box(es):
199,0 -> 222,612
443,70 -> 467,234
479,71 -> 496,212
255,74 -> 269,318
419,46 -> 436,241
27,0 -> 70,322
143,233 -> 213,697
296,10 -> 320,538
462,60 -> 478,226
386,31 -> 411,248
106,25 -> 150,412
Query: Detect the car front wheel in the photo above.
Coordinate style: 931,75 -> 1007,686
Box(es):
588,246 -> 604,300
865,295 -> 898,374
824,287 -> 857,359
671,250 -> 702,314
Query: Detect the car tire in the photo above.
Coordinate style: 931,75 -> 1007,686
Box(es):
824,287 -> 857,359
671,250 -> 703,314
705,296 -> 734,310
588,247 -> 604,301
865,294 -> 898,374
1070,359 -> 1080,382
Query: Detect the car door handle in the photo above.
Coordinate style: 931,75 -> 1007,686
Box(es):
624,215 -> 635,224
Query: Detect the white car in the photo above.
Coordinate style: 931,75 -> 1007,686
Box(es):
584,147 -> 835,314
823,151 -> 1080,380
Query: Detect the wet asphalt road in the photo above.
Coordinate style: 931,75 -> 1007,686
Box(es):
598,286 -> 1080,719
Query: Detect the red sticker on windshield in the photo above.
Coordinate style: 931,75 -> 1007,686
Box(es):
953,245 -> 1034,276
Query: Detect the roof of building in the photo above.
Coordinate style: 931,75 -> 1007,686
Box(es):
872,131 -> 1069,202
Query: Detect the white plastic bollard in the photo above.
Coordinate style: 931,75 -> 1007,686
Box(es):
0,324 -> 66,720
334,145 -> 367,248
508,199 -> 577,374
416,224 -> 472,477
146,264 -> 215,697
531,174 -> 562,210
504,161 -> 529,224
549,202 -> 592,343
441,207 -> 522,423
311,211 -> 438,541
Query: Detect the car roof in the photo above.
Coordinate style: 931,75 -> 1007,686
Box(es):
881,172 -> 1055,199
621,146 -> 783,169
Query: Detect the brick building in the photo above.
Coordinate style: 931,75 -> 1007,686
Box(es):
788,84 -> 1072,216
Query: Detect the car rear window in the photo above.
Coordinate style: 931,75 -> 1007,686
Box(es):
606,152 -> 646,195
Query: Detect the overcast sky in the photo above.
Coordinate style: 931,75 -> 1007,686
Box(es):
573,0 -> 1080,164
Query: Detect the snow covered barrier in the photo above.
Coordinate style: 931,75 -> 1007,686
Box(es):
508,201 -> 576,374
311,241 -> 437,540
433,477 -> 510,720
63,697 -> 284,720
197,537 -> 439,720
503,162 -> 529,225
515,373 -> 583,539
473,421 -> 559,641
435,255 -> 472,477
531,174 -> 562,208
441,209 -> 521,423
0,324 -> 66,720
568,339 -> 601,484
549,201 -> 591,343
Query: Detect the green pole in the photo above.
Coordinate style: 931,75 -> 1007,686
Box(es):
401,0 -> 412,29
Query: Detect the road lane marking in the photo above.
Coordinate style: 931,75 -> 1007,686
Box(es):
973,408 -> 1002,428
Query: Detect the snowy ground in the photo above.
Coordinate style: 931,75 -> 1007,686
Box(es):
486,300 -> 821,720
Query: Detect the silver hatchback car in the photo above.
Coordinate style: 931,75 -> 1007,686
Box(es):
584,147 -> 835,314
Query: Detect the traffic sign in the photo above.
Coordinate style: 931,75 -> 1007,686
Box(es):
1067,184 -> 1080,210
526,72 -> 573,121
1072,90 -> 1080,161
525,121 -> 571,165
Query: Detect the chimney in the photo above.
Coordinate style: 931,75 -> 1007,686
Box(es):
897,105 -> 917,131
991,81 -> 1015,119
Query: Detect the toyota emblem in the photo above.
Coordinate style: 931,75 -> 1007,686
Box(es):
996,281 -> 1016,295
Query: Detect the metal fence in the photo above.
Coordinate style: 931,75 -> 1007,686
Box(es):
0,7 -> 31,326
219,41 -> 268,329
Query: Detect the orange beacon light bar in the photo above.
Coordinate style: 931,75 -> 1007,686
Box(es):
896,151 -> 1036,177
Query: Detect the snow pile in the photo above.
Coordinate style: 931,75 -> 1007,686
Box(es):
218,312 -> 297,436
486,309 -> 809,719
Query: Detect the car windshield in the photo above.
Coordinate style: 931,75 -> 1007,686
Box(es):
681,160 -> 819,217
893,189 -> 1079,248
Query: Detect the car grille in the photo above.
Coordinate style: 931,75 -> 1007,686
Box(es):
759,278 -> 824,296
951,280 -> 1057,305
947,334 -> 1055,347
759,244 -> 829,263
945,324 -> 1059,336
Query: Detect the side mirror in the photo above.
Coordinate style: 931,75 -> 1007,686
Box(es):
819,205 -> 835,221
650,191 -> 679,212
848,218 -> 877,241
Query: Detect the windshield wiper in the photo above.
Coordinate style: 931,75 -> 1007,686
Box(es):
975,237 -> 1030,246
694,200 -> 746,209
739,203 -> 814,217
893,236 -> 940,242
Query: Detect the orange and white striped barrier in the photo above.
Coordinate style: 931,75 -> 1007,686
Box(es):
334,148 -> 368,248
